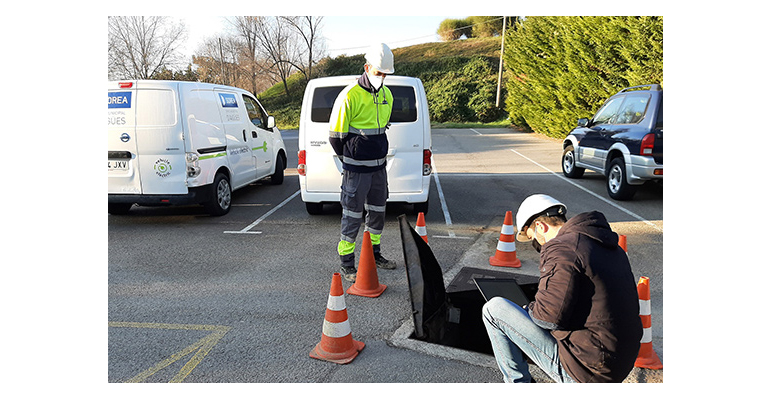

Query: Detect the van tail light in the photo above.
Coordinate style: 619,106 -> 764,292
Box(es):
297,150 -> 306,176
119,82 -> 133,89
423,149 -> 432,176
641,133 -> 655,155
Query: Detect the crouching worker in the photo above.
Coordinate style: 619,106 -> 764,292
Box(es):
482,194 -> 642,383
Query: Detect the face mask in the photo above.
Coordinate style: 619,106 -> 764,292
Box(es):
367,71 -> 384,90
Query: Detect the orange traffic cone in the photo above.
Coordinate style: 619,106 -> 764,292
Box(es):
415,212 -> 428,243
347,231 -> 387,298
635,276 -> 663,369
489,211 -> 522,268
310,272 -> 365,364
618,234 -> 627,252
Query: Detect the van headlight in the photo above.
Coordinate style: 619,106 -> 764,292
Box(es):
186,152 -> 201,178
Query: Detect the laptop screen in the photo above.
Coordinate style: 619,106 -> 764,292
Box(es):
473,278 -> 531,307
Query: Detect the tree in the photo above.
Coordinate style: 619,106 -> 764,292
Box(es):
108,16 -> 187,80
280,16 -> 326,83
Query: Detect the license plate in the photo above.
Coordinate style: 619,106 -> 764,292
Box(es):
108,159 -> 129,171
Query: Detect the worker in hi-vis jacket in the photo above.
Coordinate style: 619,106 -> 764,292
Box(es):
328,43 -> 397,281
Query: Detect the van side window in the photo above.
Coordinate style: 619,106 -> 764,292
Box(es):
242,95 -> 267,128
311,86 -> 345,122
388,86 -> 417,123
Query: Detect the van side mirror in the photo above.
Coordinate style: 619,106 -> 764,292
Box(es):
267,116 -> 276,129
577,118 -> 589,127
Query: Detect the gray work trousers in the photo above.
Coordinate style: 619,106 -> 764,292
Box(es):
339,168 -> 388,268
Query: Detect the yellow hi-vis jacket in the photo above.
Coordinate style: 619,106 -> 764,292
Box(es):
329,74 -> 394,172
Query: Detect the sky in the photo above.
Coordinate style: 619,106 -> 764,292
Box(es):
180,16 -> 467,61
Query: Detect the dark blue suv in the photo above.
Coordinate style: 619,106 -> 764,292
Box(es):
561,84 -> 663,200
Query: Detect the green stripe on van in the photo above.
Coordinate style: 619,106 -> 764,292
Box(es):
199,152 -> 226,160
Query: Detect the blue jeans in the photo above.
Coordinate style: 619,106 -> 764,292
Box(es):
482,297 -> 575,383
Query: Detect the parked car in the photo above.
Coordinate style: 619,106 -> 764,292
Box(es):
561,84 -> 663,200
108,80 -> 287,215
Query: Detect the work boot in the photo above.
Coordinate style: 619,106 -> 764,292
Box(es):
374,253 -> 396,269
340,265 -> 357,282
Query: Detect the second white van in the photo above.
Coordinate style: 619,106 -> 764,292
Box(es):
297,75 -> 432,215
108,80 -> 287,216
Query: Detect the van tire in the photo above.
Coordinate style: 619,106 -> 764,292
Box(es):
204,173 -> 232,216
305,202 -> 324,215
270,155 -> 284,185
413,199 -> 429,215
108,203 -> 132,215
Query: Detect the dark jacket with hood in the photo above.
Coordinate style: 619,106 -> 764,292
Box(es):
528,211 -> 642,383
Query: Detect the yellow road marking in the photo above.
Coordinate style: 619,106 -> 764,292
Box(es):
109,321 -> 231,383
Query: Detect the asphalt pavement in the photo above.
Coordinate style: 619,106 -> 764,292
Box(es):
106,127 -> 663,387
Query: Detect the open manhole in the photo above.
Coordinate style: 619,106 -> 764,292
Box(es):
397,215 -> 539,356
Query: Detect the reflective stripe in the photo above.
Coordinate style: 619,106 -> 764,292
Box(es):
329,130 -> 348,139
415,226 -> 427,236
364,204 -> 386,213
365,227 -> 382,235
497,241 -> 516,252
501,224 -> 515,235
342,209 -> 363,219
639,299 -> 651,315
338,240 -> 355,255
322,319 -> 351,338
326,294 -> 346,311
369,233 -> 381,245
349,125 -> 386,136
343,156 -> 387,167
641,326 -> 652,343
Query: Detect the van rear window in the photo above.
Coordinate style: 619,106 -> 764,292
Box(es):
311,86 -> 345,123
310,85 -> 418,123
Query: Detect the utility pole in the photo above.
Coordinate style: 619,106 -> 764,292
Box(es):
496,16 -> 506,108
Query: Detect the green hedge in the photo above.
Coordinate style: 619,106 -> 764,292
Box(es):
504,16 -> 663,139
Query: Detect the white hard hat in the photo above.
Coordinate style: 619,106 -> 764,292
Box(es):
515,194 -> 567,242
365,43 -> 395,74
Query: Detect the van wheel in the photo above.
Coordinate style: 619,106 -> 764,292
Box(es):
108,203 -> 132,215
413,199 -> 429,215
305,202 -> 324,215
205,173 -> 232,216
270,155 -> 284,185
606,157 -> 637,200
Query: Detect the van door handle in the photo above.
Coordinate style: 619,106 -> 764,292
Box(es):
242,130 -> 247,141
252,131 -> 258,138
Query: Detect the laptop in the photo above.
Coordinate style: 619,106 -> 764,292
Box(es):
473,278 -> 531,307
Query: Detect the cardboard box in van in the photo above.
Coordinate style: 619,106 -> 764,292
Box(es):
108,80 -> 287,216
297,75 -> 432,215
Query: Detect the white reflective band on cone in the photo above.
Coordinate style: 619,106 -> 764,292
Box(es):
497,241 -> 516,252
326,294 -> 346,311
641,326 -> 652,343
501,224 -> 514,235
639,299 -> 651,315
322,320 -> 352,338
416,226 -> 427,235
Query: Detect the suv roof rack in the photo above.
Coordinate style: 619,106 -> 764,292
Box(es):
617,84 -> 661,94
615,83 -> 663,94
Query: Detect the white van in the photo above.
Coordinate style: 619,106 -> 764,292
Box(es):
108,80 -> 287,216
297,75 -> 432,215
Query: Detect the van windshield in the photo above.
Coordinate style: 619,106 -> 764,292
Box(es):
310,85 -> 418,123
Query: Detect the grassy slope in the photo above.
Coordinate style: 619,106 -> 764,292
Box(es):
259,37 -> 504,130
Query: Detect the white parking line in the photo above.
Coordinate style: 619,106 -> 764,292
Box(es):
224,190 -> 301,234
509,148 -> 662,232
430,157 -> 471,239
